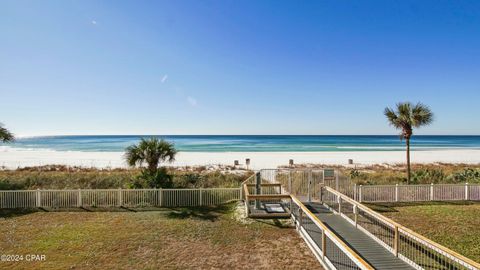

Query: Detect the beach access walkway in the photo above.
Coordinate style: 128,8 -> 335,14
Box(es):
305,202 -> 412,270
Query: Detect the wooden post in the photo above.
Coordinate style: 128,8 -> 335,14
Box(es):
199,188 -> 203,206
77,189 -> 82,207
353,184 -> 357,201
255,172 -> 261,209
321,230 -> 326,259
394,226 -> 399,257
359,185 -> 363,202
430,183 -> 434,201
319,186 -> 323,203
36,189 -> 41,208
118,188 -> 123,207
465,183 -> 469,200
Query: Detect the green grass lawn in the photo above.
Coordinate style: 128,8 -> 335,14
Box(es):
367,201 -> 480,262
0,204 -> 320,269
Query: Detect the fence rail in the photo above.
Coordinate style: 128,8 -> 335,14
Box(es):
0,188 -> 241,209
322,186 -> 480,270
356,183 -> 480,203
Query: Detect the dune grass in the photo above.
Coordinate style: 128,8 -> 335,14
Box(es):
366,201 -> 480,262
0,166 -> 251,190
0,203 -> 320,269
342,163 -> 480,185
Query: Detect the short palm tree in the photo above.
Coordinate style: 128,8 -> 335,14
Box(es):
0,123 -> 14,143
384,102 -> 434,184
125,137 -> 177,174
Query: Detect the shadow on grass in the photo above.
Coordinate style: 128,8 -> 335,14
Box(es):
365,200 -> 480,213
0,208 -> 42,218
166,204 -> 232,222
254,218 -> 293,229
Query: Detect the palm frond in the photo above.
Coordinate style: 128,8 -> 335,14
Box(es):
124,137 -> 178,170
0,123 -> 15,143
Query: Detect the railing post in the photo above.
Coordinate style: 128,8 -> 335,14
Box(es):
288,171 -> 292,193
337,195 -> 341,214
359,185 -> 363,203
335,170 -> 339,191
299,208 -> 303,228
395,184 -> 399,202
321,229 -> 326,259
353,205 -> 358,227
36,189 -> 41,208
199,188 -> 203,206
118,188 -> 123,207
394,226 -> 399,257
255,172 -> 261,209
430,183 -> 434,201
308,170 -> 312,203
77,189 -> 82,207
465,183 -> 469,200
353,184 -> 357,201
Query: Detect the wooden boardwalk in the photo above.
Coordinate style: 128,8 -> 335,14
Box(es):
306,202 -> 414,270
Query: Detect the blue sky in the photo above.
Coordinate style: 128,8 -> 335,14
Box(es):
1,0 -> 479,136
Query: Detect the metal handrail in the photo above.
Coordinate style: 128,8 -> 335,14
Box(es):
290,194 -> 374,270
324,186 -> 480,269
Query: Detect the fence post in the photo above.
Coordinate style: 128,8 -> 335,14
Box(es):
359,185 -> 363,202
319,186 -> 323,203
199,188 -> 203,206
353,184 -> 357,201
430,183 -> 434,201
77,189 -> 82,207
353,204 -> 358,227
395,184 -> 399,202
36,189 -> 41,208
465,183 -> 469,200
394,226 -> 399,257
118,188 -> 123,207
158,188 -> 162,207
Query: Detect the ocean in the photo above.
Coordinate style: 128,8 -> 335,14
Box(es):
5,135 -> 480,152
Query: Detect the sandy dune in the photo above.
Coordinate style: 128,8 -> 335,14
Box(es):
1,148 -> 480,169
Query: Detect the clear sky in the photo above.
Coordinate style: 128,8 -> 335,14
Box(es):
1,0 -> 479,136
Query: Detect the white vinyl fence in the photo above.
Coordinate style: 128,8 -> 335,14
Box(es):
0,188 -> 241,209
355,183 -> 480,203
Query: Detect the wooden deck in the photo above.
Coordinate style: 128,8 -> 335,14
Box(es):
306,202 -> 414,270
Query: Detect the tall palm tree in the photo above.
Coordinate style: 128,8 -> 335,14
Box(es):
384,102 -> 434,184
0,123 -> 14,143
125,137 -> 177,174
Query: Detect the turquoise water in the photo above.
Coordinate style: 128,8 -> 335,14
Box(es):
5,135 -> 480,152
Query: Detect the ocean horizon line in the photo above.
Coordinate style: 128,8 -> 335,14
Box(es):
15,134 -> 480,138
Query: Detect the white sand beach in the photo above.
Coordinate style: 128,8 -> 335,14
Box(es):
1,148 -> 479,169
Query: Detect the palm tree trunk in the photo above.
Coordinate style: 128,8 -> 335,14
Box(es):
406,138 -> 411,184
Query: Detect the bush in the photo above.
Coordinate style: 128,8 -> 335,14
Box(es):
448,168 -> 480,183
411,169 -> 446,184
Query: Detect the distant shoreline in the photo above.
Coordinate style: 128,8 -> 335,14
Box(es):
1,148 -> 480,170
6,135 -> 480,153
